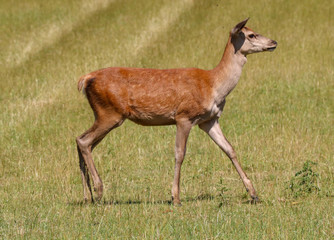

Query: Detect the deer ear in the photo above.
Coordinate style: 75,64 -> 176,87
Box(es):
231,18 -> 249,36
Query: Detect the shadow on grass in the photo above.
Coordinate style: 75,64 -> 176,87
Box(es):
69,193 -> 217,206
242,199 -> 262,205
69,199 -> 172,206
68,193 -> 266,206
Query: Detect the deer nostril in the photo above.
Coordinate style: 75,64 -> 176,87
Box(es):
272,40 -> 277,45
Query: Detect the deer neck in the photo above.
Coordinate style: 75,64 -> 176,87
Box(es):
211,35 -> 247,104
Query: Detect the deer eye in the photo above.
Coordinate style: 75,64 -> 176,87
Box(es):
248,34 -> 256,39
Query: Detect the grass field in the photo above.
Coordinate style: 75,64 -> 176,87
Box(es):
1,0 -> 333,238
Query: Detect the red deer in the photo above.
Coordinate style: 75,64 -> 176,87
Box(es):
76,18 -> 277,205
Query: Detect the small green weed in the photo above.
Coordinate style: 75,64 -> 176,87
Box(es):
288,161 -> 320,198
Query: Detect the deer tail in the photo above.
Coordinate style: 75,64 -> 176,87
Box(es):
77,74 -> 94,96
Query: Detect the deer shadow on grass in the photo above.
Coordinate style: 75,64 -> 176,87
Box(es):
69,193 -> 217,206
69,196 -> 259,207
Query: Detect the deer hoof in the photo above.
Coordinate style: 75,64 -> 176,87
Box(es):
94,185 -> 103,201
251,196 -> 260,204
172,196 -> 182,207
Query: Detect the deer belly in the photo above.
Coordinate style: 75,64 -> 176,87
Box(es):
127,106 -> 176,126
129,117 -> 176,126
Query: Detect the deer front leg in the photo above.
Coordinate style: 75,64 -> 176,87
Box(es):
172,120 -> 192,206
199,118 -> 259,203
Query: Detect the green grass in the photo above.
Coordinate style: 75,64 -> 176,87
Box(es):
1,0 -> 333,238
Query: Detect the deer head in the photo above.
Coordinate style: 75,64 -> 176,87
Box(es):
230,18 -> 277,55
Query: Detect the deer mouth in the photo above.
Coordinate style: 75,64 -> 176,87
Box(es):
266,40 -> 277,52
267,46 -> 277,52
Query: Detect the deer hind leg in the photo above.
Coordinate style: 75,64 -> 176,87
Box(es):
76,113 -> 124,202
199,118 -> 259,203
77,145 -> 93,202
172,120 -> 192,206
